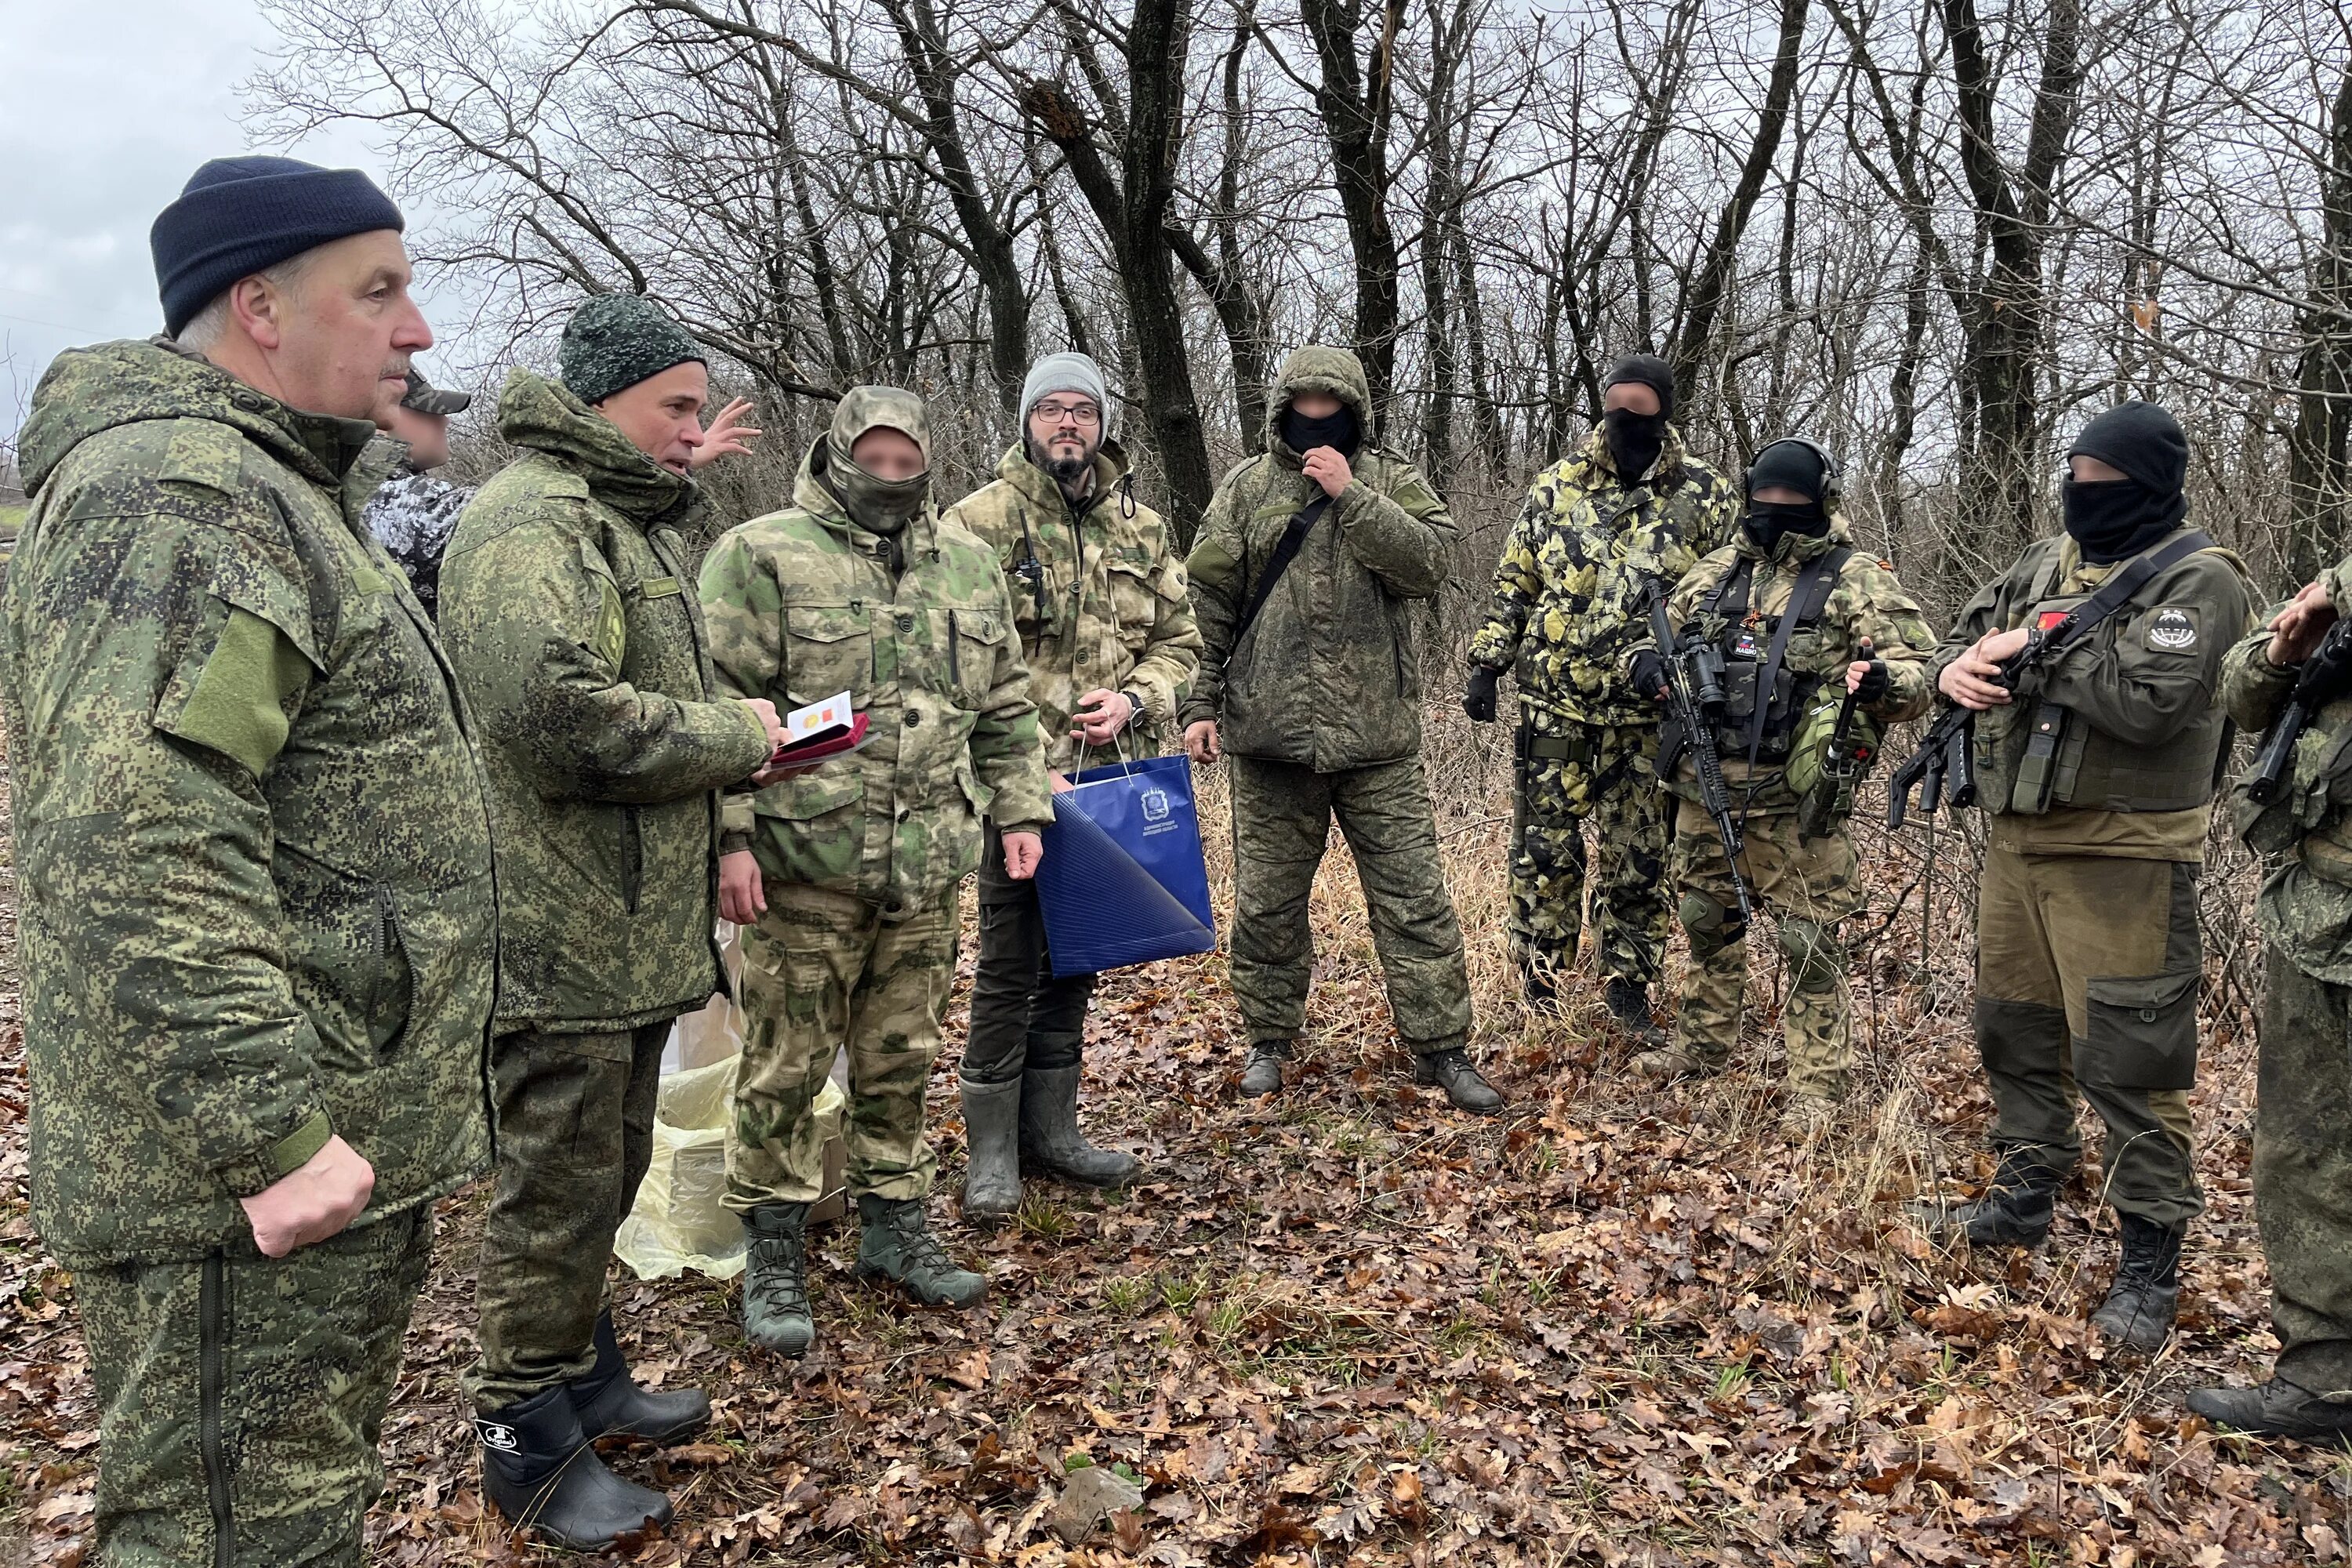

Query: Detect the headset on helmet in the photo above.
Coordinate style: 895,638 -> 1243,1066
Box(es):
1748,434 -> 1842,501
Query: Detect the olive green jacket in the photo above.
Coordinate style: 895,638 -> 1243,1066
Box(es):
944,440 -> 1201,773
699,440 -> 1053,915
1180,347 -> 1457,771
3,338 -> 497,1265
439,371 -> 771,1038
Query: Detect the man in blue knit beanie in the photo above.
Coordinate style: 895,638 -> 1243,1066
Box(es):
4,155 -> 499,1563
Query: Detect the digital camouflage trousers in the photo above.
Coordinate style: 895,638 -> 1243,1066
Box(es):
2254,949 -> 2352,1393
1509,717 -> 1670,985
77,1204 -> 434,1567
727,882 -> 957,1208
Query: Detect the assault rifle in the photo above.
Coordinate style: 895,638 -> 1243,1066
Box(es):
2247,615 -> 2352,805
1644,576 -> 1755,938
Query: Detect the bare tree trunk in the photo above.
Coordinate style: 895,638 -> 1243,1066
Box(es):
1299,0 -> 1406,425
2291,63 -> 2352,585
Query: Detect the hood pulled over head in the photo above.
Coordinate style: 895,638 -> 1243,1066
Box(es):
820,384 -> 931,535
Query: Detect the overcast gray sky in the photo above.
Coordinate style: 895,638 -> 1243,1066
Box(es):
0,0 -> 404,452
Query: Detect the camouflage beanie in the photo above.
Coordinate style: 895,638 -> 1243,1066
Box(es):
560,294 -> 706,405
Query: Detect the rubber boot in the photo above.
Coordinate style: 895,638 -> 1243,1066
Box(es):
741,1202 -> 816,1357
2090,1212 -> 2183,1352
960,1078 -> 1024,1221
1412,1047 -> 1504,1113
477,1384 -> 673,1551
1606,977 -> 1665,1047
1240,1040 -> 1294,1098
2188,1375 -> 2352,1441
854,1194 -> 986,1307
571,1308 -> 710,1445
1020,1064 -> 1138,1188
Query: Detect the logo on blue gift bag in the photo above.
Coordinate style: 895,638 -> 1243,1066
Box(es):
1141,787 -> 1172,829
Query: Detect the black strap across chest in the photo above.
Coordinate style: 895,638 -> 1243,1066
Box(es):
1232,491 -> 1334,646
2024,529 -> 2216,652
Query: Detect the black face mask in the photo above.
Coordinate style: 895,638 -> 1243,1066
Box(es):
1741,501 -> 1829,558
2062,478 -> 2186,564
1280,404 -> 1360,459
1605,407 -> 1668,479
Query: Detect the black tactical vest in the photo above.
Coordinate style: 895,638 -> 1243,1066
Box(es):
1696,546 -> 1851,765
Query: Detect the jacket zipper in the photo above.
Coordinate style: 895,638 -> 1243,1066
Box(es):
621,805 -> 644,913
949,610 -> 962,692
201,1251 -> 232,1568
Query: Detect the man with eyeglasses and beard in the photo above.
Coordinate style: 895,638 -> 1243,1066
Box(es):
943,352 -> 1200,1223
1465,355 -> 1738,1044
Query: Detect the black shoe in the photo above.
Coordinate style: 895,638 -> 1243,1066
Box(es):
742,1202 -> 816,1357
960,1078 -> 1023,1222
477,1384 -> 674,1550
1412,1047 -> 1504,1114
1923,1150 -> 2059,1248
2188,1376 -> 2352,1443
1020,1063 -> 1139,1188
1521,967 -> 1561,1011
2090,1213 -> 2183,1352
1605,977 -> 1664,1047
1240,1040 -> 1294,1098
570,1309 -> 710,1446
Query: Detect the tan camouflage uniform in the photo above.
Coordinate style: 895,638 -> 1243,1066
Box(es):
1629,507 -> 1935,1098
699,389 -> 1054,1206
1468,425 -> 1739,985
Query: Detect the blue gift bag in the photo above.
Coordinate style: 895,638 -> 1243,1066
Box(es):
1033,753 -> 1217,978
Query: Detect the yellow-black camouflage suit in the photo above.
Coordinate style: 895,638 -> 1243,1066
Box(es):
1468,425 -> 1737,985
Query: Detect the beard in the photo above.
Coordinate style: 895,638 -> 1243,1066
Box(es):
1026,434 -> 1098,492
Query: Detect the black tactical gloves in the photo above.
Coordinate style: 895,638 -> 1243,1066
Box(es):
1464,665 -> 1501,723
1849,659 -> 1891,705
1629,650 -> 1670,702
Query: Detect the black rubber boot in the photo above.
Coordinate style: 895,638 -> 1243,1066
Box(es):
854,1194 -> 986,1307
2090,1213 -> 2183,1352
1240,1040 -> 1294,1098
477,1384 -> 673,1550
960,1078 -> 1023,1222
2187,1375 -> 2352,1442
1020,1064 -> 1138,1188
571,1308 -> 710,1445
1928,1152 -> 2059,1248
741,1202 -> 816,1357
1412,1047 -> 1504,1113
1606,977 -> 1665,1047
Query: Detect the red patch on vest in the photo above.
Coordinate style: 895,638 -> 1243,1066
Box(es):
2036,609 -> 2070,631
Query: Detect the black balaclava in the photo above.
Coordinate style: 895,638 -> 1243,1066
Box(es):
2063,401 -> 2190,564
1600,353 -> 1675,479
1279,399 -> 1361,459
1742,437 -> 1832,558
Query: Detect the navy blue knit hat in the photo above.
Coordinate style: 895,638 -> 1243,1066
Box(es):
151,156 -> 406,337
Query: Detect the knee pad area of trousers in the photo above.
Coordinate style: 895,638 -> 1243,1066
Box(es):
1679,891 -> 1735,957
1776,918 -> 1844,993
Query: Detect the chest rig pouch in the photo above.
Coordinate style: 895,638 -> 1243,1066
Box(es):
1697,547 -> 1850,766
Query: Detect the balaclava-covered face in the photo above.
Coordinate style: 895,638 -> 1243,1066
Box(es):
822,385 -> 931,535
1600,353 -> 1675,479
2062,401 -> 2190,564
1742,437 -> 1832,558
1279,399 -> 1361,459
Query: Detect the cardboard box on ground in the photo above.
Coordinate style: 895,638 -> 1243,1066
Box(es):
613,924 -> 849,1280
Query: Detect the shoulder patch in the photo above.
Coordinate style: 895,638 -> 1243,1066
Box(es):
2146,606 -> 2199,652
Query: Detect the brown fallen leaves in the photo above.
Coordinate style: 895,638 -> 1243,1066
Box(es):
5,760 -> 2352,1565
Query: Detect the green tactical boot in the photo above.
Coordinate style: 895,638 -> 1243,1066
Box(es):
741,1202 -> 816,1357
854,1194 -> 986,1308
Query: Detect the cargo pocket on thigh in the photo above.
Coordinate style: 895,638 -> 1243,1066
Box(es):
2081,969 -> 2200,1091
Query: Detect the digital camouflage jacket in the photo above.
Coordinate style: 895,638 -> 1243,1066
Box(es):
699,426 -> 1053,916
1468,423 -> 1739,728
944,439 -> 1201,774
3,338 -> 497,1266
1180,347 -> 1457,771
1629,506 -> 1937,810
2223,564 -> 2352,985
439,370 -> 773,1039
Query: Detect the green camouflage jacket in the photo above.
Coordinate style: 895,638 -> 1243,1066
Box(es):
699,437 -> 1053,914
1632,507 -> 1936,810
2,338 -> 496,1267
1469,423 -> 1739,728
944,440 -> 1201,774
2223,568 -> 2352,985
438,371 -> 772,1038
1180,347 -> 1456,771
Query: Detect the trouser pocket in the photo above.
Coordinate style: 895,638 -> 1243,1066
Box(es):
2081,968 -> 2201,1091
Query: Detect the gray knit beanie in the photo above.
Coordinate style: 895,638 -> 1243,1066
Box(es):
560,294 -> 706,405
1020,350 -> 1111,434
